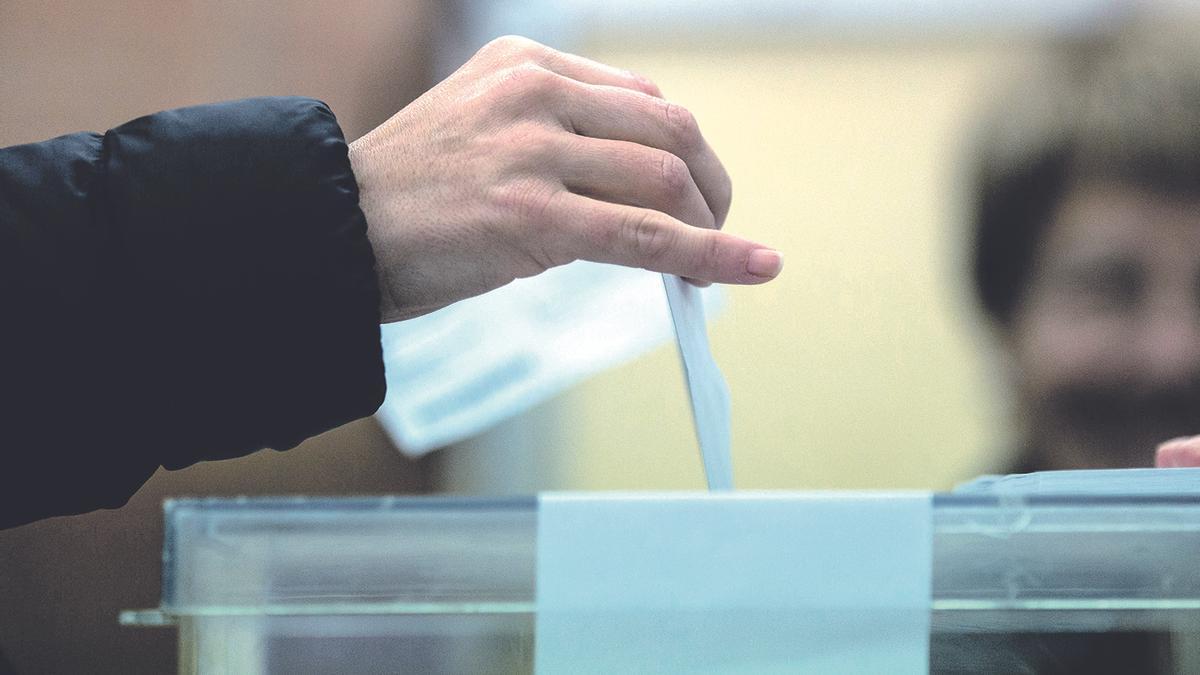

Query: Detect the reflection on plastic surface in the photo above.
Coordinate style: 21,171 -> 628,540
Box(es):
954,467 -> 1200,496
535,492 -> 933,674
375,262 -> 722,456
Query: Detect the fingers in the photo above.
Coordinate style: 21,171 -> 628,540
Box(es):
560,137 -> 715,233
476,35 -> 661,97
539,50 -> 663,98
559,138 -> 719,289
559,82 -> 733,229
471,37 -> 773,288
1156,435 -> 1200,467
552,193 -> 782,284
474,36 -> 730,229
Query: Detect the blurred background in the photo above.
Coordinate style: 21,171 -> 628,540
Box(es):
3,0 -> 1198,672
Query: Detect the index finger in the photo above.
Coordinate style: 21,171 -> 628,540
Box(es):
559,83 -> 733,229
556,193 -> 781,284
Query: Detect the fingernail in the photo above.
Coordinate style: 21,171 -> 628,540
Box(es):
746,249 -> 783,278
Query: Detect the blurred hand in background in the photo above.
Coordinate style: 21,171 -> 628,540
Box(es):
1156,436 -> 1200,468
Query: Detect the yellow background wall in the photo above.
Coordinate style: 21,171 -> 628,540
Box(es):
542,41 -> 1037,491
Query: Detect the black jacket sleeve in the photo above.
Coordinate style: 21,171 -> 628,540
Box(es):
0,97 -> 386,529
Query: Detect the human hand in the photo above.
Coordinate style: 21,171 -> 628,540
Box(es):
1156,436 -> 1200,467
349,36 -> 783,322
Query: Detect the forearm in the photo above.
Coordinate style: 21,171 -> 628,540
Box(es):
0,98 -> 386,528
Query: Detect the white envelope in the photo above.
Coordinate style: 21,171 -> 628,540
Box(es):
375,261 -> 723,456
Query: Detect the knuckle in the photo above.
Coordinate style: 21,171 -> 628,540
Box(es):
703,231 -> 726,273
656,152 -> 692,201
481,35 -> 542,60
625,212 -> 673,263
495,64 -> 557,100
496,178 -> 556,224
663,101 -> 700,150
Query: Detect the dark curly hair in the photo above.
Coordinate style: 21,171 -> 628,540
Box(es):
970,21 -> 1200,325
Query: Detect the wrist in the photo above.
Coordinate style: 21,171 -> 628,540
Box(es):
349,140 -> 404,323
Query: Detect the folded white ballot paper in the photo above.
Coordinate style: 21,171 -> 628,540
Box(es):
535,492 -> 934,674
375,262 -> 722,456
662,274 -> 734,490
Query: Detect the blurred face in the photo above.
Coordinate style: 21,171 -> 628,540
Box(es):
1009,180 -> 1200,470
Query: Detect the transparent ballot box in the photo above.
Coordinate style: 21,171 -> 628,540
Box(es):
123,479 -> 1200,674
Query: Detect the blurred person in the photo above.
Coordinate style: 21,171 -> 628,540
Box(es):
971,21 -> 1200,475
952,19 -> 1200,675
0,8 -> 781,673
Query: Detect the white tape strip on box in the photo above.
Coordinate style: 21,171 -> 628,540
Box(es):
535,492 -> 933,674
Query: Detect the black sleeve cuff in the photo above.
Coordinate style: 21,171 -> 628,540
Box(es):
102,97 -> 385,469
